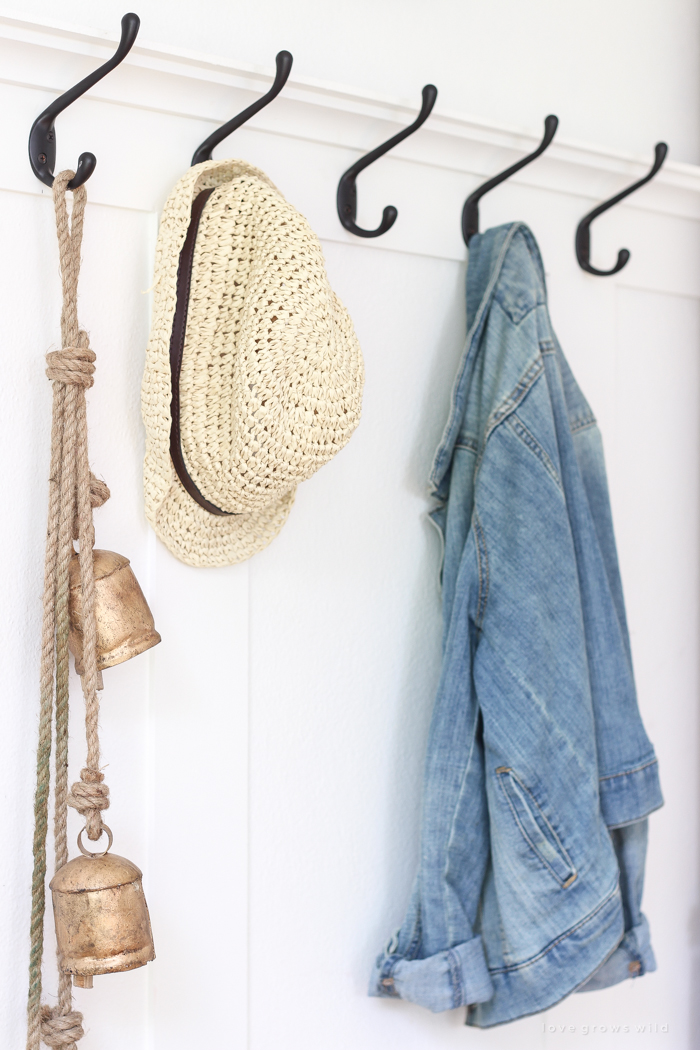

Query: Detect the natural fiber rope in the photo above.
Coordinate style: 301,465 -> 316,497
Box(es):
27,171 -> 111,1050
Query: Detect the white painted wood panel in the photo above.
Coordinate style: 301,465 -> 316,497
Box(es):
1,12 -> 699,1049
541,289 -> 700,1048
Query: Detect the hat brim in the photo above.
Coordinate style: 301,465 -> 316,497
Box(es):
153,475 -> 296,567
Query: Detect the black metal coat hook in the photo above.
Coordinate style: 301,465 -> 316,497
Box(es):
337,84 -> 438,238
462,114 -> 559,245
28,13 -> 140,190
575,143 -> 668,276
191,51 -> 293,165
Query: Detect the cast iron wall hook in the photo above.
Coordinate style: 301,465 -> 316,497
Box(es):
462,114 -> 559,245
575,143 -> 668,275
191,51 -> 293,165
337,84 -> 438,238
28,13 -> 140,190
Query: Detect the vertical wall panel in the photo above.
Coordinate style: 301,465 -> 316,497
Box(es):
148,553 -> 249,1050
541,287 -> 700,1048
612,288 -> 700,1050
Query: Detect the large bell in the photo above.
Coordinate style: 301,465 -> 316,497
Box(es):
50,827 -> 155,988
68,549 -> 161,674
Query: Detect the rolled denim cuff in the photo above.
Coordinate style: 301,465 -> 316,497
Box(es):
369,935 -> 494,1012
577,915 -> 655,992
599,757 -> 663,828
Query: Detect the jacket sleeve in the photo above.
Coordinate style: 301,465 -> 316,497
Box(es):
369,449 -> 495,1013
554,348 -> 663,827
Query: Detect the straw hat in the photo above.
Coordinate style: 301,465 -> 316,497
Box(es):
141,159 -> 364,566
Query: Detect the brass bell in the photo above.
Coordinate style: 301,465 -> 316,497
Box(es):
68,549 -> 161,674
50,826 -> 155,988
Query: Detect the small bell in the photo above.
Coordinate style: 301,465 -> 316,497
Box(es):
69,549 -> 161,674
50,826 -> 155,988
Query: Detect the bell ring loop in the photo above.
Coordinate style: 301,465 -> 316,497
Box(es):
77,823 -> 113,859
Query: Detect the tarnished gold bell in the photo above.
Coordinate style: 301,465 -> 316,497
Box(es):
68,549 -> 161,674
50,826 -> 155,988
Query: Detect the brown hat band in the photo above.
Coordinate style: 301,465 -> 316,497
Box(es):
168,187 -> 233,517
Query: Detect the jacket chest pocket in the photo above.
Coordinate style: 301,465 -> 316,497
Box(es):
496,768 -> 577,888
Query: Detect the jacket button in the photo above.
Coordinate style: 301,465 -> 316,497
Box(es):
628,960 -> 641,975
382,977 -> 395,988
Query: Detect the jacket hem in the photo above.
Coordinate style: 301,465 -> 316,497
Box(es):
467,882 -> 624,1027
576,914 -> 655,991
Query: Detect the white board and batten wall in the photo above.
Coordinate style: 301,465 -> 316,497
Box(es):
1,3 -> 699,1048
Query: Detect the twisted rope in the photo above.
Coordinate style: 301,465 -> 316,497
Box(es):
27,171 -> 111,1050
40,1007 -> 85,1049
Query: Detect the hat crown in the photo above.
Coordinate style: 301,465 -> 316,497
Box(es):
179,171 -> 362,515
142,159 -> 364,567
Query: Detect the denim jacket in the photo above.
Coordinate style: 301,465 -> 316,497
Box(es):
370,224 -> 663,1027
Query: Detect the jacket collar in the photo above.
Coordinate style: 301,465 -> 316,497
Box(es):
429,222 -> 547,498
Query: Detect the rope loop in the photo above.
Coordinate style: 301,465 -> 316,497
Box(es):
40,1007 -> 84,1049
45,347 -> 96,388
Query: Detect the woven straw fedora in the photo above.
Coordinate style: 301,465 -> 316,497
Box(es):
142,159 -> 364,567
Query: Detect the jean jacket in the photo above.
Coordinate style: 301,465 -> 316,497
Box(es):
370,223 -> 663,1027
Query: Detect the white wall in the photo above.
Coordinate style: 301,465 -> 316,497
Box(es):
1,4 -> 699,1049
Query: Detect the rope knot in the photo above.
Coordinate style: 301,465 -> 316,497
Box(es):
68,769 -> 110,841
67,769 -> 110,813
72,474 -> 110,540
45,347 -> 96,388
40,1006 -> 84,1048
88,474 -> 110,509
